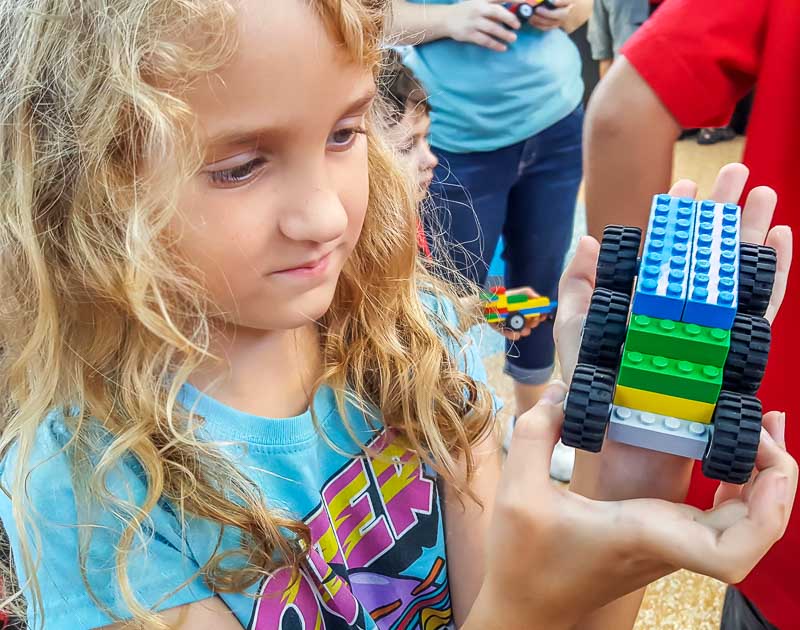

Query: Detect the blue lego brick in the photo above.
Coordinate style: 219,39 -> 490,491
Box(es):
632,195 -> 696,321
682,200 -> 740,329
608,405 -> 713,460
518,301 -> 558,316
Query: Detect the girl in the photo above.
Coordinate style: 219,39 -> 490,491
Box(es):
0,2 -> 795,630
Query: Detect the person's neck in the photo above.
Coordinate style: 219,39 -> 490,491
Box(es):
189,322 -> 323,419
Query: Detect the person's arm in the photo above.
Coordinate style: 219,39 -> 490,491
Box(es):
389,0 -> 521,50
100,598 -> 244,630
562,0 -> 592,33
584,55 -> 681,240
526,0 -> 592,34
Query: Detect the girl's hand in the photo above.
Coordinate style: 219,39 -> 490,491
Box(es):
465,382 -> 797,629
528,0 -> 574,32
553,162 -> 793,504
492,286 -> 547,341
446,0 -> 522,52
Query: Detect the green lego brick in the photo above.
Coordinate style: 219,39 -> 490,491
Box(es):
507,294 -> 529,304
618,348 -> 722,404
625,314 -> 731,368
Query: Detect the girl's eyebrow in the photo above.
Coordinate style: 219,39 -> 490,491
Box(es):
204,87 -> 377,150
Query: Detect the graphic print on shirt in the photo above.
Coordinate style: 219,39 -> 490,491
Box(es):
247,431 -> 453,629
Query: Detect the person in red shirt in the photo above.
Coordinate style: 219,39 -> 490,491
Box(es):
583,0 -> 799,626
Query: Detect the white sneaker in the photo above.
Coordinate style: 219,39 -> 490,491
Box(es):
549,440 -> 575,482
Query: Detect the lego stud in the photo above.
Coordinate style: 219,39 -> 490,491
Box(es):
678,207 -> 694,218
692,286 -> 709,301
670,255 -> 686,269
645,252 -> 662,265
689,423 -> 707,436
655,203 -> 670,215
628,351 -> 644,365
696,247 -> 712,260
701,200 -> 716,211
719,291 -> 735,305
658,318 -> 675,332
667,282 -> 684,297
677,218 -> 692,230
657,193 -> 671,204
673,242 -> 688,255
702,365 -> 720,378
722,225 -> 737,238
684,323 -> 700,337
654,215 -> 668,229
720,263 -> 735,277
677,360 -> 694,374
701,210 -> 715,221
650,238 -> 665,251
643,265 -> 660,279
711,328 -> 727,340
640,278 -> 658,293
699,222 -> 714,234
721,249 -> 737,264
679,197 -> 694,206
614,406 -> 632,420
639,412 -> 657,426
719,276 -> 735,291
664,417 -> 681,431
669,269 -> 685,282
652,356 -> 669,370
698,234 -> 713,248
694,260 -> 711,275
721,237 -> 737,251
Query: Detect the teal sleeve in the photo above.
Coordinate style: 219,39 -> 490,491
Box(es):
0,416 -> 215,630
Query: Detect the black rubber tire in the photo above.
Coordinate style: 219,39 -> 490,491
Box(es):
562,364 -> 615,453
507,313 -> 526,332
702,392 -> 762,484
595,225 -> 642,298
577,288 -> 630,370
738,242 -> 776,317
723,314 -> 771,395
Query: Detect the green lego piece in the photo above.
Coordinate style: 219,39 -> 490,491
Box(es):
507,294 -> 529,304
617,349 -> 722,404
625,314 -> 731,368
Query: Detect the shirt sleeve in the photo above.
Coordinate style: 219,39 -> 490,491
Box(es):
621,0 -> 766,128
0,416 -> 215,629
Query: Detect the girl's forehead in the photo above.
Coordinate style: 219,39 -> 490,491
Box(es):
188,0 -> 375,145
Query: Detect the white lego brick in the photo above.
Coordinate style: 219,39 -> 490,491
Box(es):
608,405 -> 713,460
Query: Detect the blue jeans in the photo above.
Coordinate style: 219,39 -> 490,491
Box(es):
426,105 -> 584,384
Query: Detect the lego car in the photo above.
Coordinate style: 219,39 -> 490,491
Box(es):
481,286 -> 557,332
562,195 -> 776,484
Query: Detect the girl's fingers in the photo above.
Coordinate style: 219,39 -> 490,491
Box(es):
554,236 -> 599,381
505,380 -> 568,487
739,186 -> 777,246
764,225 -> 792,323
762,411 -> 787,450
714,481 -> 744,508
708,162 -> 749,204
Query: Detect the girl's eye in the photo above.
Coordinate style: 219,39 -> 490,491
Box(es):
208,158 -> 267,186
328,127 -> 366,151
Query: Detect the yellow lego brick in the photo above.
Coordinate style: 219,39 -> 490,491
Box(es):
613,384 -> 715,424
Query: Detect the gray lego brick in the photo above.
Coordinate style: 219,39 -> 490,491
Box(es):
607,405 -> 713,460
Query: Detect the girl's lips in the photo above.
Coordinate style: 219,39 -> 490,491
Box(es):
272,251 -> 333,279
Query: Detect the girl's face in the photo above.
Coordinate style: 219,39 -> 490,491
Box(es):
398,105 -> 438,200
173,0 -> 374,331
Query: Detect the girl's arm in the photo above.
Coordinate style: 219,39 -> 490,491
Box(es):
442,427 -> 503,625
99,597 -> 244,630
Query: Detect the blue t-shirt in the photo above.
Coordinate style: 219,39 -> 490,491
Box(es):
402,0 -> 584,153
0,300 -> 499,629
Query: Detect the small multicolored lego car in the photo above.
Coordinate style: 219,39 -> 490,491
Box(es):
503,1 -> 556,20
481,286 -> 558,332
562,195 -> 776,484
